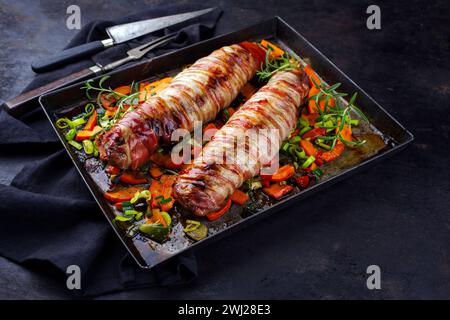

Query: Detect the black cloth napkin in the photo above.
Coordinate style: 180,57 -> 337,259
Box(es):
0,5 -> 222,297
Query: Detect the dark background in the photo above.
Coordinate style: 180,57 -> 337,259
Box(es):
0,0 -> 449,299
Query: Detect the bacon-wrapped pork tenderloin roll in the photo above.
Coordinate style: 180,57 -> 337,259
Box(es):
96,42 -> 265,170
174,68 -> 310,216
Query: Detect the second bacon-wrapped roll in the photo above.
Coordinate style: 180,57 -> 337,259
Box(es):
96,42 -> 266,170
174,68 -> 310,216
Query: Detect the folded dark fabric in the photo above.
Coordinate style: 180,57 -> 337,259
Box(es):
0,4 -> 221,297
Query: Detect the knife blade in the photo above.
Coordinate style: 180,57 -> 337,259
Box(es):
4,33 -> 177,117
31,7 -> 215,73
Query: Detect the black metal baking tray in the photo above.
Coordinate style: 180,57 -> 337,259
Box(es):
39,17 -> 413,269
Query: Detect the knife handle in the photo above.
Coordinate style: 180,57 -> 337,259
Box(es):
31,40 -> 111,73
3,68 -> 96,117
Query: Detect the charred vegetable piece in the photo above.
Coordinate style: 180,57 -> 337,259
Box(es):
149,175 -> 176,211
302,127 -> 326,140
149,165 -> 164,179
230,189 -> 250,205
206,199 -> 232,221
296,176 -> 310,189
303,65 -> 321,88
183,220 -> 208,241
263,183 -> 293,199
139,210 -> 171,242
104,186 -> 143,203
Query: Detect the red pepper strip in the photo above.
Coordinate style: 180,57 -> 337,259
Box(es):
84,109 -> 97,131
120,172 -> 148,185
299,139 -> 318,157
206,199 -> 232,221
104,186 -> 142,203
271,164 -> 295,182
115,202 -> 123,210
100,94 -> 117,110
302,127 -> 326,140
239,41 -> 266,66
263,183 -> 293,200
296,176 -> 310,189
230,189 -> 249,205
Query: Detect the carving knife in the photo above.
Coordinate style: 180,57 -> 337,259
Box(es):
31,7 -> 215,73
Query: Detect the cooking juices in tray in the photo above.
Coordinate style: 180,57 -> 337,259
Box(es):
53,39 -> 391,258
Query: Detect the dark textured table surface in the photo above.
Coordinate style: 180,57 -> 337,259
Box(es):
0,0 -> 449,299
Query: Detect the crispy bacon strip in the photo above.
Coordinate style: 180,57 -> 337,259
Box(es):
174,69 -> 310,216
96,42 -> 265,170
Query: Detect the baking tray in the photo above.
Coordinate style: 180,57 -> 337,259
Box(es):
39,17 -> 414,269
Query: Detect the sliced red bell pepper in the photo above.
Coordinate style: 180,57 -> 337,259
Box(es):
120,172 -> 148,185
270,164 -> 295,182
302,127 -> 326,140
263,183 -> 293,200
239,41 -> 266,66
296,176 -> 310,189
104,186 -> 142,203
206,199 -> 232,221
230,189 -> 249,205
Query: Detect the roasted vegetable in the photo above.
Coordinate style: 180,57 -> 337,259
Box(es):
263,183 -> 293,199
206,199 -> 232,221
230,189 -> 250,205
183,220 -> 208,241
270,164 -> 295,182
104,186 -> 143,203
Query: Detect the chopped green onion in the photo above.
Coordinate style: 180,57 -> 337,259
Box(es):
82,140 -> 94,154
289,136 -> 301,144
293,161 -> 299,170
349,119 -> 359,126
298,117 -> 309,128
183,220 -> 201,233
301,155 -> 315,168
70,118 -> 86,127
68,140 -> 82,150
299,126 -> 311,136
65,128 -> 76,141
56,118 -> 71,129
316,141 -> 331,150
84,103 -> 95,116
312,168 -> 323,179
295,148 -> 306,159
115,215 -> 133,222
281,142 -> 290,152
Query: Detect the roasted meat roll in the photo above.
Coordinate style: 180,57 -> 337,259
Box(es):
96,42 -> 265,170
174,68 -> 310,216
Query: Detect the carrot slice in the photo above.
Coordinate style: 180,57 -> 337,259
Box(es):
271,164 -> 295,182
263,183 -> 293,199
260,39 -> 285,59
304,65 -> 321,88
206,199 -> 232,221
149,165 -> 163,179
149,175 -> 176,211
230,189 -> 249,205
300,139 -> 318,157
319,143 -> 345,162
120,172 -> 148,185
138,77 -> 173,102
75,126 -> 102,141
84,109 -> 97,131
104,186 -> 142,203
113,85 -> 131,96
